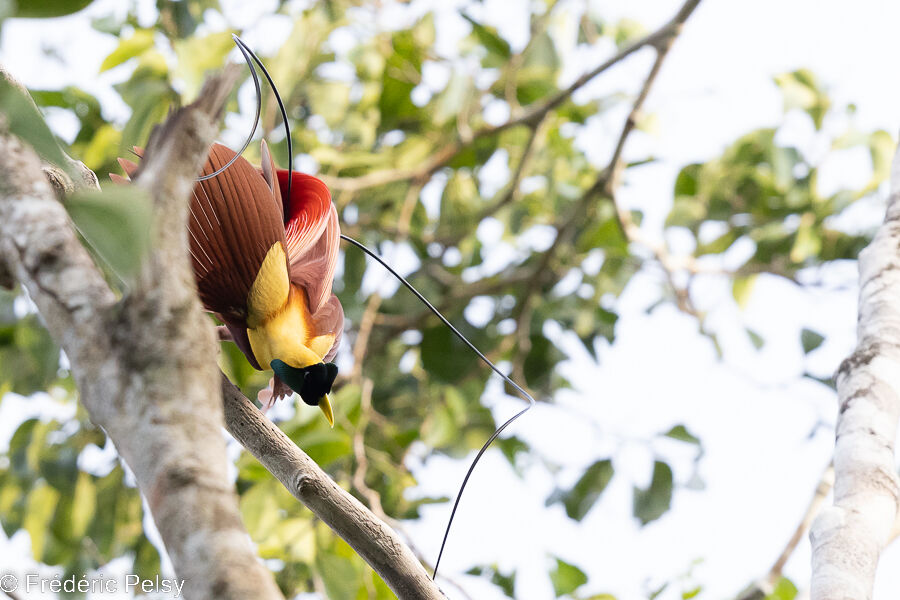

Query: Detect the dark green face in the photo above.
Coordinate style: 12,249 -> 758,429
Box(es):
270,360 -> 338,406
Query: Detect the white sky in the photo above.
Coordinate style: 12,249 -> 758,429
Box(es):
2,0 -> 900,599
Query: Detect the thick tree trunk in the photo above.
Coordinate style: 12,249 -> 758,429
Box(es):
0,67 -> 285,600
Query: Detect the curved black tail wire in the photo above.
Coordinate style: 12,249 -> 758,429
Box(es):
213,35 -> 534,584
230,35 -> 294,203
339,234 -> 535,580
196,40 -> 261,181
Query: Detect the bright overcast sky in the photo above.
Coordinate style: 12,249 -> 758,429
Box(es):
2,0 -> 900,599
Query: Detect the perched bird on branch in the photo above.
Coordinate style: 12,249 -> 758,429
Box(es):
113,140 -> 343,425
112,34 -> 533,575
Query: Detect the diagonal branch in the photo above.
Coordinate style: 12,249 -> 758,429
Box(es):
323,0 -> 701,193
809,140 -> 900,599
593,1 -> 702,318
220,375 -> 446,600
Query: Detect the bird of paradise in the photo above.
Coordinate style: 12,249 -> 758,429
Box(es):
114,35 -> 534,578
114,139 -> 342,426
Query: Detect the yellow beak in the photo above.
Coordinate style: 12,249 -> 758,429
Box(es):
319,394 -> 334,428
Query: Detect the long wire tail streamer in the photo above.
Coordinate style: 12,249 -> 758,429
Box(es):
198,35 -> 295,204
196,39 -> 261,181
231,34 -> 294,202
202,34 -> 534,582
339,234 -> 535,580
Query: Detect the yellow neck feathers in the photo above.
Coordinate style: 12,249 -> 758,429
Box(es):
246,242 -> 335,370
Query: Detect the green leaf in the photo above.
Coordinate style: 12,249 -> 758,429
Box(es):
663,425 -> 700,446
790,212 -> 821,263
66,186 -> 153,282
133,536 -> 161,580
732,275 -> 757,308
673,163 -> 700,197
24,482 -> 60,561
800,328 -> 825,354
0,308 -> 61,395
549,557 -> 588,597
577,208 -> 627,254
39,444 -> 79,493
117,79 -> 177,153
292,428 -> 352,467
13,0 -> 94,18
547,459 -> 614,521
766,577 -> 798,600
69,472 -> 96,539
696,229 -> 739,255
421,324 -> 480,383
100,30 -> 156,72
746,328 -> 765,350
633,461 -> 673,525
498,436 -> 530,470
523,31 -> 561,70
433,71 -> 473,125
174,30 -> 237,97
467,565 -> 517,598
605,18 -> 646,47
462,14 -> 511,68
523,333 -> 565,391
0,77 -> 72,172
867,129 -> 895,189
316,549 -> 363,600
240,482 -> 281,541
774,69 -> 831,129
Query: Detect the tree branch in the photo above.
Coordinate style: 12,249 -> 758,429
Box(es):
220,375 -> 446,600
809,140 -> 900,599
0,66 -> 285,600
322,0 -> 701,193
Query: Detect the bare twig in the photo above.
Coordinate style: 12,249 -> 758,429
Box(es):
592,2 -> 703,319
358,0 -> 701,363
478,117 -> 546,220
323,0 -> 701,193
220,375 -> 446,600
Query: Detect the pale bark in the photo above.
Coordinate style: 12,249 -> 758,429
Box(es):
809,141 -> 900,599
0,67 -> 284,600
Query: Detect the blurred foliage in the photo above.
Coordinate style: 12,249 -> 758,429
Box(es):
0,0 -> 891,598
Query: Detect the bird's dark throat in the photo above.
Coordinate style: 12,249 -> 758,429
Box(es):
270,359 -> 338,406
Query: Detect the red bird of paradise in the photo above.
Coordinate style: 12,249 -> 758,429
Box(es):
116,36 -> 535,578
114,140 -> 343,426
